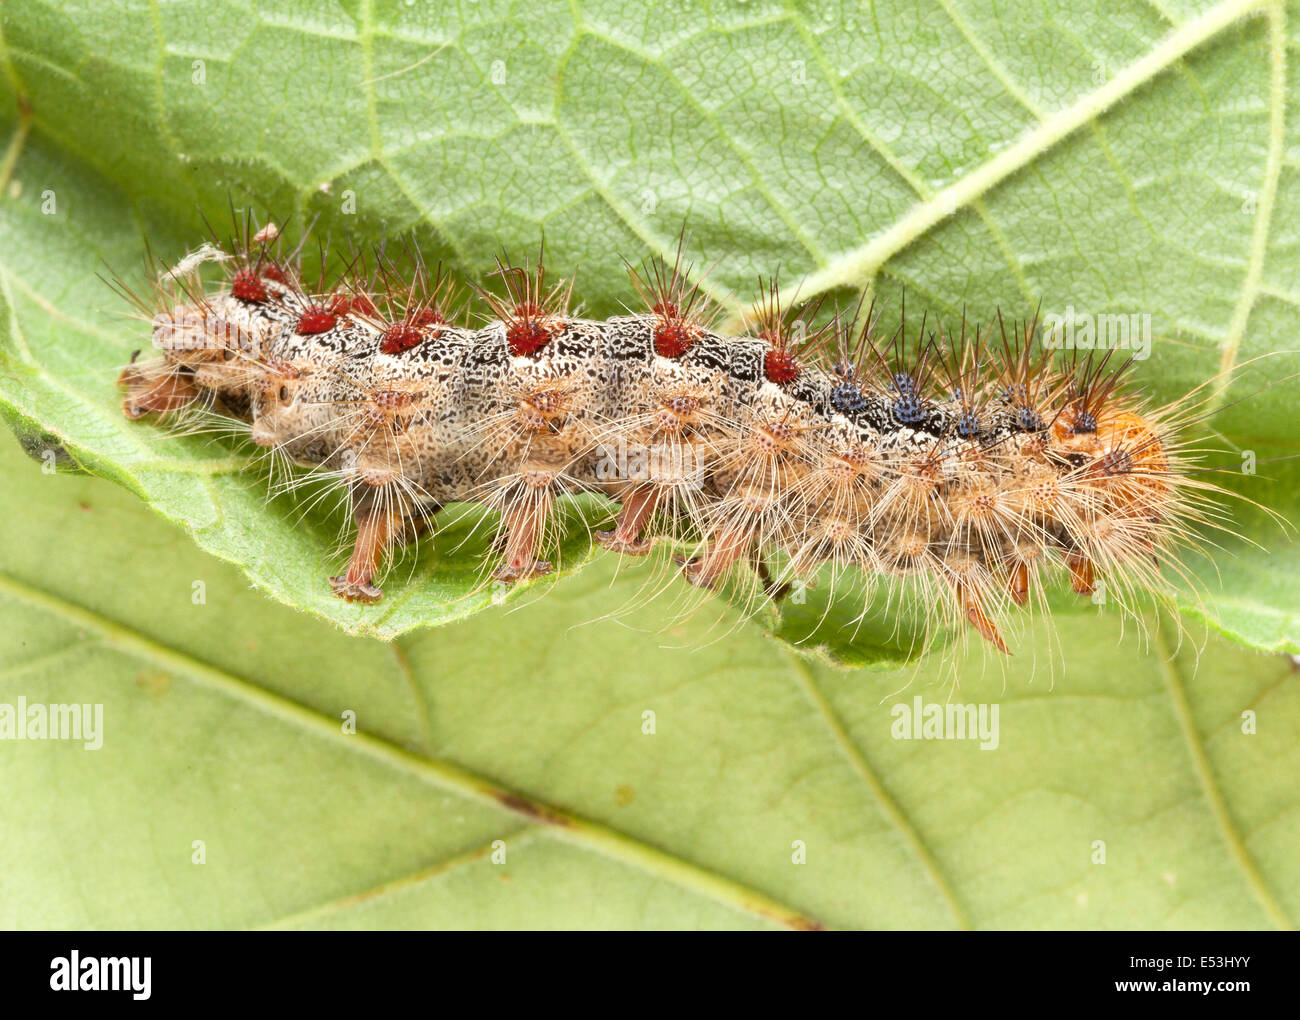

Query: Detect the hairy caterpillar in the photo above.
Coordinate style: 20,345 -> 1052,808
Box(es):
109,219 -> 1236,655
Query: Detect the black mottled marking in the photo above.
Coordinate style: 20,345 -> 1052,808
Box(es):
463,334 -> 508,369
605,318 -> 654,361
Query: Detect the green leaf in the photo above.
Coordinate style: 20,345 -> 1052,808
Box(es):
3,422 -> 1299,929
1,0 -> 1298,656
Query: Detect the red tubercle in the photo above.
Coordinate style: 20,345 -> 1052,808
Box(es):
295,306 -> 338,335
650,301 -> 696,358
654,322 -> 693,358
260,263 -> 288,284
409,307 -> 445,328
326,292 -> 378,317
507,319 -> 551,357
230,267 -> 268,303
479,253 -> 570,358
380,323 -> 425,355
381,304 -> 452,354
764,348 -> 800,384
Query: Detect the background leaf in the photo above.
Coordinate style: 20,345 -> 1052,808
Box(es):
0,0 -> 1298,928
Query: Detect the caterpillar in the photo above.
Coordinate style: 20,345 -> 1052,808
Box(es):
109,219 -> 1232,655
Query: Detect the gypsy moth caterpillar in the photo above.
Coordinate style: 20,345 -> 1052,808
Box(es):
108,219 -> 1268,657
